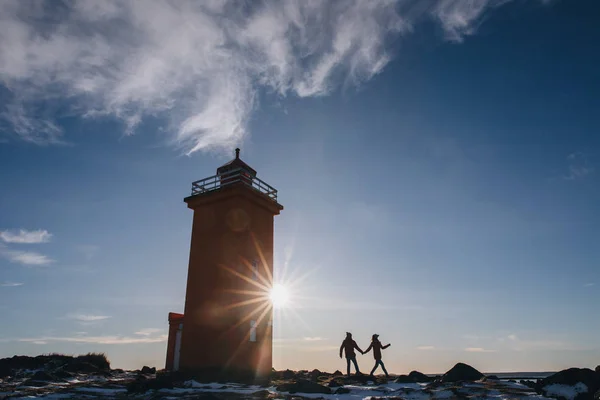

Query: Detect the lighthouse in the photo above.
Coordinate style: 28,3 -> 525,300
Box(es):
165,149 -> 283,382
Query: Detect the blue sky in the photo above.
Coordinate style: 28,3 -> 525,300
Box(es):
1,0 -> 599,373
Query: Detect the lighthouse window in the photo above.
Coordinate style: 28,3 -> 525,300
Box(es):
251,259 -> 258,281
249,320 -> 257,342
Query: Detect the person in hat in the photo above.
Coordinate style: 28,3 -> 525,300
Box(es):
363,334 -> 391,378
339,332 -> 364,376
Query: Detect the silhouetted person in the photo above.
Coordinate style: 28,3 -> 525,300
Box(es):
339,332 -> 364,376
363,334 -> 391,378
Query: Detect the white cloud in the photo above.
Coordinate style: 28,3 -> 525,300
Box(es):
465,347 -> 496,353
432,0 -> 508,43
135,328 -> 162,336
2,249 -> 53,265
584,283 -> 595,287
65,314 -> 111,322
303,337 -> 325,342
18,334 -> 167,345
417,345 -> 435,350
0,281 -> 24,287
0,229 -> 52,244
32,340 -> 47,345
0,0 -> 530,153
507,334 -> 518,341
564,152 -> 593,180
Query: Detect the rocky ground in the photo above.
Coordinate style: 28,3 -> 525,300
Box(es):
1,355 -> 599,400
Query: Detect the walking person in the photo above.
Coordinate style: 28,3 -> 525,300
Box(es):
339,332 -> 364,376
363,334 -> 391,378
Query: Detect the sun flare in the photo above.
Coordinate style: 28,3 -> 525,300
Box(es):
269,283 -> 289,309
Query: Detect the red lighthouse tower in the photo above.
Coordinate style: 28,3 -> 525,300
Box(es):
165,149 -> 283,382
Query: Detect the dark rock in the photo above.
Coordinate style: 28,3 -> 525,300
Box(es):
327,379 -> 342,388
520,380 -> 537,389
20,378 -> 51,387
485,375 -> 499,380
538,368 -> 600,400
594,389 -> 600,400
394,375 -> 413,383
194,394 -> 221,400
282,369 -> 296,380
113,368 -> 125,374
141,366 -> 156,374
409,370 -> 432,382
309,369 -> 321,381
0,365 -> 11,379
441,363 -> 484,383
127,373 -> 175,393
31,370 -> 57,381
333,370 -> 343,377
596,366 -> 600,374
63,360 -> 100,374
251,389 -> 272,398
276,379 -> 331,394
335,387 -> 351,394
52,368 -> 74,380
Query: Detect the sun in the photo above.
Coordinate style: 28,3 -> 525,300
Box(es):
269,283 -> 289,309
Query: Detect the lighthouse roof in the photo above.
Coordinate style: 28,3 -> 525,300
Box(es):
216,148 -> 257,176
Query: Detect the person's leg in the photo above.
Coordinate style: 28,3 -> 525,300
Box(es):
351,357 -> 360,374
370,360 -> 380,376
346,358 -> 351,376
380,361 -> 389,378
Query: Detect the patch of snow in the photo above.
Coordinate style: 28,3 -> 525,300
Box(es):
543,383 -> 588,400
74,386 -> 127,394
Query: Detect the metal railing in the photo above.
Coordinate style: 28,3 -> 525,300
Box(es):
190,168 -> 278,201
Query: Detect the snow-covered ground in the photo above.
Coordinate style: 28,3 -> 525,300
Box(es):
0,373 -> 558,400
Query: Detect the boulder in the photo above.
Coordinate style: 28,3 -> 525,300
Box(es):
335,387 -> 351,394
31,371 -> 57,381
520,380 -> 537,389
596,366 -> 600,374
333,370 -> 343,377
127,374 -> 175,393
594,389 -> 600,400
441,363 -> 484,383
309,369 -> 321,381
538,368 -> 600,400
327,379 -> 342,388
141,366 -> 156,374
63,360 -> 100,374
409,370 -> 432,382
281,369 -> 296,380
394,375 -> 414,383
276,379 -> 331,394
20,378 -> 50,387
0,365 -> 11,379
485,375 -> 499,380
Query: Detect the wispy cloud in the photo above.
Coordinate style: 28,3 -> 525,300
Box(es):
65,314 -> 111,322
417,345 -> 435,350
1,249 -> 54,265
303,337 -> 325,342
465,347 -> 496,353
0,229 -> 52,244
0,0 -> 535,153
135,328 -> 162,336
432,0 -> 507,43
0,281 -> 24,287
18,334 -> 167,345
564,152 -> 594,180
583,283 -> 595,287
